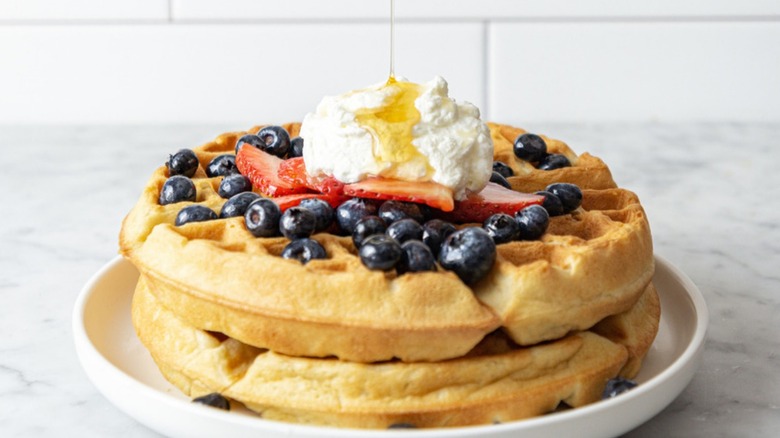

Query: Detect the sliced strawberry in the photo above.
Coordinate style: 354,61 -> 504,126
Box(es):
278,157 -> 344,195
342,177 -> 455,212
270,193 -> 349,211
235,145 -> 310,197
443,182 -> 544,223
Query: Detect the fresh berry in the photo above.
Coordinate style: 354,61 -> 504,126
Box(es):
396,240 -> 437,275
438,227 -> 496,285
206,154 -> 238,177
386,218 -> 424,244
388,423 -> 416,429
489,171 -> 512,189
281,238 -> 327,264
602,377 -> 638,399
343,178 -> 454,212
535,190 -> 565,216
235,144 -> 309,196
255,125 -> 292,158
515,205 -> 549,240
289,136 -> 304,158
335,198 -> 379,234
378,200 -> 425,224
538,153 -> 571,170
299,197 -> 335,232
422,219 -> 457,257
218,173 -> 252,198
446,182 -> 543,223
235,133 -> 264,154
352,216 -> 387,248
278,157 -> 343,195
271,193 -> 345,212
159,175 -> 196,205
244,198 -> 282,237
166,149 -> 199,178
514,133 -> 547,162
546,183 -> 582,213
220,192 -> 261,218
192,393 -> 230,410
175,205 -> 217,226
279,206 -> 317,239
358,234 -> 402,271
483,213 -> 519,244
492,161 -> 514,179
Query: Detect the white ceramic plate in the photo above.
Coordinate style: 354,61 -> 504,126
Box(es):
73,255 -> 707,438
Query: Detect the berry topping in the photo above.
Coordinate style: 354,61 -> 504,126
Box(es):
192,393 -> 230,410
483,213 -> 519,244
255,125 -> 292,158
446,182 -> 544,223
386,218 -> 424,244
535,190 -> 565,216
335,198 -> 379,234
175,205 -> 217,226
277,157 -> 344,195
166,149 -> 199,178
388,423 -> 417,429
515,204 -> 549,240
602,377 -> 638,399
489,171 -> 512,189
206,154 -> 238,177
538,153 -> 571,170
159,175 -> 196,205
218,173 -> 252,199
270,193 -> 345,212
378,200 -> 425,225
244,198 -> 282,237
358,234 -> 402,271
235,144 -> 309,197
289,136 -> 305,158
438,227 -> 497,285
279,206 -> 317,240
342,178 -> 455,212
514,133 -> 547,163
546,183 -> 582,213
220,192 -> 261,218
352,216 -> 387,248
281,238 -> 327,264
235,134 -> 264,154
396,240 -> 437,275
299,197 -> 335,232
492,161 -> 514,179
422,219 -> 457,257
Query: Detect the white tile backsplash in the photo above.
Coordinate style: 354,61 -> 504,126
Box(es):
0,0 -> 168,21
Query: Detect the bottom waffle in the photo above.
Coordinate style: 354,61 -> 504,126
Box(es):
131,275 -> 660,429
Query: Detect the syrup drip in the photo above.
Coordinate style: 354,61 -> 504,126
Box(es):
389,0 -> 395,80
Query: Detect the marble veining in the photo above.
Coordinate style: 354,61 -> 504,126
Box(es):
0,123 -> 778,437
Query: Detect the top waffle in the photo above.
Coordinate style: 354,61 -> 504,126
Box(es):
120,122 -> 654,363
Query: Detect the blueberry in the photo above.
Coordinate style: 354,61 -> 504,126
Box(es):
166,149 -> 199,178
388,423 -> 416,429
378,200 -> 425,224
483,213 -> 519,244
515,205 -> 549,240
299,198 -> 334,232
218,173 -> 252,198
244,198 -> 281,237
281,238 -> 327,264
359,234 -> 402,271
602,377 -> 638,399
336,198 -> 379,234
220,192 -> 261,218
492,161 -> 514,178
422,219 -> 457,257
159,175 -> 196,205
289,136 -> 304,158
396,240 -> 437,275
255,125 -> 291,158
489,171 -> 512,189
235,133 -> 264,154
352,216 -> 386,248
546,183 -> 582,214
192,393 -> 230,410
175,205 -> 217,226
206,154 -> 238,177
279,206 -> 317,240
514,133 -> 547,163
535,190 -> 565,216
438,227 -> 496,285
386,218 -> 423,244
538,153 -> 571,170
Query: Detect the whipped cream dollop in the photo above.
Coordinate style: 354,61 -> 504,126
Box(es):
300,76 -> 493,200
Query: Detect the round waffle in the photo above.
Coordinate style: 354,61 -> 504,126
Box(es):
120,123 -> 654,363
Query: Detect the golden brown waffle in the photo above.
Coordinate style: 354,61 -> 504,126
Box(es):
132,276 -> 659,429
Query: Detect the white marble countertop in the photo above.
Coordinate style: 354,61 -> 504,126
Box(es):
1,123 -> 777,437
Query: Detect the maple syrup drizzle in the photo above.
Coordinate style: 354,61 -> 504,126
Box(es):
389,0 -> 395,81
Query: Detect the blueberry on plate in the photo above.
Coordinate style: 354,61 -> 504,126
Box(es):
538,153 -> 571,170
396,240 -> 437,275
438,227 -> 496,285
299,198 -> 334,232
602,377 -> 638,399
206,154 -> 238,177
422,219 -> 457,257
289,136 -> 305,158
352,216 -> 387,248
378,200 -> 425,224
256,125 -> 291,158
220,192 -> 260,218
483,213 -> 519,244
513,133 -> 547,163
546,183 -> 582,214
489,171 -> 512,189
159,175 -> 196,205
281,238 -> 327,264
535,190 -> 565,216
279,206 -> 317,240
244,198 -> 281,237
492,161 -> 514,179
336,198 -> 379,234
387,423 -> 417,429
515,204 -> 549,240
359,234 -> 402,271
166,149 -> 199,178
218,173 -> 252,199
192,393 -> 230,410
386,218 -> 424,244
175,205 -> 217,226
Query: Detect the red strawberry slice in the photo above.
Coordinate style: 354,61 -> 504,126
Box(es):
271,193 -> 349,211
277,157 -> 344,195
444,182 -> 544,223
235,145 -> 310,197
342,177 -> 455,211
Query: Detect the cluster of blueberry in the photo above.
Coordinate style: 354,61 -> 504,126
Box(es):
514,132 -> 572,170
235,126 -> 304,159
